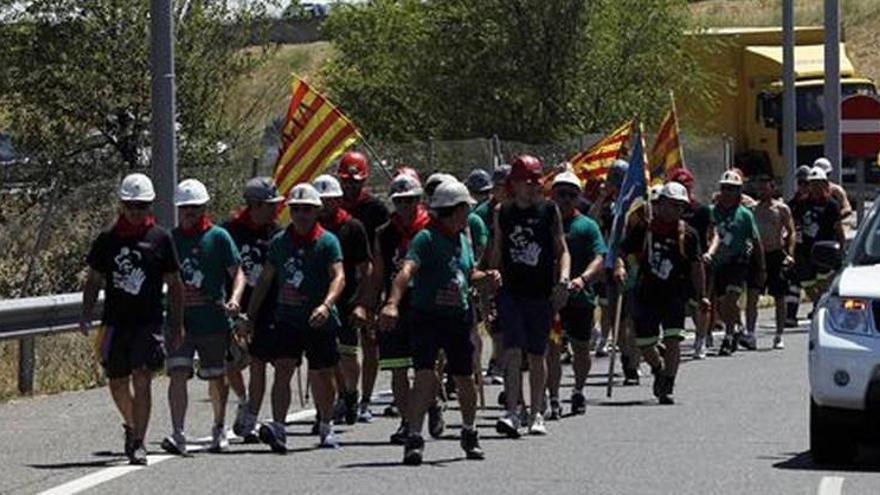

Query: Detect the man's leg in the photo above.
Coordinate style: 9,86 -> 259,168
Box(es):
572,338 -> 592,391
208,376 -> 229,429
167,370 -> 189,437
360,331 -> 379,415
774,295 -> 786,340
311,367 -> 338,437
109,377 -> 135,430
391,369 -> 411,419
545,341 -> 562,404
130,370 -> 153,442
503,348 -> 523,412
745,288 -> 759,335
271,359 -> 296,424
407,370 -> 438,436
454,374 -> 478,430
248,359 -> 267,416
527,352 -> 546,418
228,369 -> 247,403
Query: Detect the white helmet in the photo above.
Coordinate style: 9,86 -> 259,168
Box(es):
813,157 -> 833,174
286,183 -> 323,207
424,172 -> 457,196
808,166 -> 829,182
174,178 -> 210,206
430,180 -> 476,209
660,181 -> 690,204
649,184 -> 664,202
390,173 -> 423,199
551,171 -> 582,191
719,170 -> 743,186
312,174 -> 344,198
119,173 -> 156,202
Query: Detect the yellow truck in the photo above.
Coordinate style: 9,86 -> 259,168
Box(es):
682,27 -> 877,180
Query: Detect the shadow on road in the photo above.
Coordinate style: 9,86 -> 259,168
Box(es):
772,450 -> 880,472
28,459 -> 125,470
339,457 -> 465,469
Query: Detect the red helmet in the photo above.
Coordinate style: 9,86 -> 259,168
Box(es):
337,151 -> 369,181
395,165 -> 421,183
509,154 -> 544,183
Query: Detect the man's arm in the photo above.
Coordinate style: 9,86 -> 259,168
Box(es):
489,204 -> 503,270
245,263 -> 275,322
163,271 -> 186,349
79,268 -> 104,334
324,261 -> 346,308
780,203 -> 796,259
552,206 -> 571,283
379,260 -> 418,331
226,265 -> 245,314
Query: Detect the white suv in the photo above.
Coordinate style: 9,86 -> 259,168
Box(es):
809,200 -> 880,464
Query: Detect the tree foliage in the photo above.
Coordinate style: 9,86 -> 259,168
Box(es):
321,0 -> 708,143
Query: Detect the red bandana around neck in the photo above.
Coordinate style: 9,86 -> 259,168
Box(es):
114,214 -> 156,239
323,207 -> 353,232
288,222 -> 325,247
230,207 -> 273,233
392,204 -> 431,251
181,214 -> 213,237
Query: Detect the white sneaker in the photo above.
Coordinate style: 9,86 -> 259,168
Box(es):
595,337 -> 609,357
209,425 -> 229,453
319,423 -> 340,449
773,335 -> 785,350
693,336 -> 707,360
528,413 -> 548,436
357,402 -> 374,423
161,431 -> 188,456
495,411 -> 521,438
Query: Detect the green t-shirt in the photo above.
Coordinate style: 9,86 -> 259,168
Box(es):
268,228 -> 343,327
405,225 -> 474,314
564,213 -> 607,307
710,204 -> 759,265
473,200 -> 495,244
467,212 -> 489,257
173,225 -> 241,335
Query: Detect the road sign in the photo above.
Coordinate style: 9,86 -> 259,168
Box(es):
841,94 -> 880,158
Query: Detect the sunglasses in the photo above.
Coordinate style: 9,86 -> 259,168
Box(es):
555,191 -> 579,200
392,196 -> 419,204
178,205 -> 201,211
124,202 -> 152,210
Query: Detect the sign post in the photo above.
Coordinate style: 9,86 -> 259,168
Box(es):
841,94 -> 880,225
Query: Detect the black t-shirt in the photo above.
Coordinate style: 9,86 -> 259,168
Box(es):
349,193 -> 389,247
629,222 -> 700,295
683,201 -> 711,255
376,220 -> 419,308
791,197 -> 841,247
326,218 -> 372,306
498,200 -> 559,298
86,225 -> 179,328
222,219 -> 281,329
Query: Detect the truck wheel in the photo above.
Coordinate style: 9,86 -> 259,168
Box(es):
810,398 -> 857,465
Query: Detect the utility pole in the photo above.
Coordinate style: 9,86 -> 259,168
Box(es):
782,0 -> 796,199
150,0 -> 178,228
824,0 -> 842,184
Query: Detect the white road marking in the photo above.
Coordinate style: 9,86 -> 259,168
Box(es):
817,476 -> 845,495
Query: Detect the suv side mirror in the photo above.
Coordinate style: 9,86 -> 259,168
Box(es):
811,241 -> 842,272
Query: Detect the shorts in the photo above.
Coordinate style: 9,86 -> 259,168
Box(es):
595,282 -> 610,307
749,250 -> 789,297
99,324 -> 165,380
379,304 -> 413,370
559,304 -> 595,343
409,309 -> 474,376
794,244 -> 833,288
166,332 -> 229,380
712,262 -> 749,297
634,294 -> 686,348
335,303 -> 359,357
497,289 -> 554,355
255,320 -> 340,370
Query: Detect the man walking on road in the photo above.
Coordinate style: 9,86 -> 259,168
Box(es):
81,173 -> 185,465
491,154 -> 570,437
238,183 -> 346,452
380,179 -> 497,465
223,177 -> 284,442
162,179 -> 245,455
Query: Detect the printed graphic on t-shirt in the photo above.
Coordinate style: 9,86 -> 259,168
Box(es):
649,242 -> 675,281
434,252 -> 466,307
508,225 -> 542,267
240,244 -> 263,287
800,209 -> 820,240
112,247 -> 146,295
180,256 -> 208,306
279,252 -> 308,306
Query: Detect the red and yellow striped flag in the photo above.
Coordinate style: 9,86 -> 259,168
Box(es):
274,77 -> 359,219
569,120 -> 634,183
649,107 -> 685,184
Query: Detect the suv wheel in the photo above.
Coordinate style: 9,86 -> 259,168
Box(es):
810,398 -> 857,465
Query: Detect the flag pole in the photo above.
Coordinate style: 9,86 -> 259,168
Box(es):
356,133 -> 395,180
669,90 -> 687,170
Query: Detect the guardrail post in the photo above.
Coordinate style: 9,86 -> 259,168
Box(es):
18,336 -> 35,394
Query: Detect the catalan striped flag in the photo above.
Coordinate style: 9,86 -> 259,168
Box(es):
274,77 -> 359,219
569,120 -> 634,183
649,104 -> 685,183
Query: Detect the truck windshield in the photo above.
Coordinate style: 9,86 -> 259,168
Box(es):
797,83 -> 877,131
852,201 -> 880,266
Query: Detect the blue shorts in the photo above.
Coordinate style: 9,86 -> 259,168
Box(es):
497,289 -> 553,355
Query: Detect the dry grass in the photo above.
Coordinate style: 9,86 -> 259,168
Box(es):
0,333 -> 104,401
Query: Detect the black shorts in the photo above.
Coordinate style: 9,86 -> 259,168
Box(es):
497,289 -> 553,355
559,304 -> 594,343
634,293 -> 686,348
379,305 -> 413,370
410,309 -> 474,376
260,320 -> 340,370
749,250 -> 789,297
794,243 -> 832,285
335,303 -> 359,357
99,324 -> 165,380
712,262 -> 749,296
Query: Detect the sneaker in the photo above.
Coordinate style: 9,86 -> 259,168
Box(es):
495,411 -> 521,439
444,376 -> 458,400
718,336 -> 733,356
595,337 -> 609,358
652,370 -> 665,399
332,397 -> 347,424
547,397 -> 562,420
460,428 -> 485,460
208,424 -> 229,453
518,405 -> 530,427
343,390 -> 359,425
528,413 -> 547,436
428,402 -> 445,439
485,359 -> 504,385
233,410 -> 259,444
129,440 -> 148,466
160,432 -> 188,456
319,423 -> 340,449
571,391 -> 587,415
496,390 -> 507,407
383,404 -> 400,417
739,332 -> 757,351
390,421 -> 409,445
623,365 -> 641,386
403,435 -> 424,466
357,402 -> 374,423
730,332 -> 741,353
658,375 -> 676,405
773,335 -> 785,350
123,424 -> 135,458
259,421 -> 287,454
311,417 -> 320,436
561,345 -> 573,365
232,401 -> 249,436
693,336 -> 707,360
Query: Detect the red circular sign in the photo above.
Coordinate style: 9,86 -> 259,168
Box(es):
841,94 -> 880,158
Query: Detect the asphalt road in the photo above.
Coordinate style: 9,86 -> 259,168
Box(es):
2,308 -> 880,495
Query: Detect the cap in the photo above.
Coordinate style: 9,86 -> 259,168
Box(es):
243,176 -> 284,203
552,171 -> 582,191
510,155 -> 543,183
465,168 -> 493,194
389,173 -> 423,199
719,170 -> 743,186
808,166 -> 829,182
312,174 -> 344,198
286,183 -> 323,207
492,164 -> 512,184
796,164 -> 812,180
174,178 -> 210,206
659,181 -> 689,204
430,180 -> 476,209
813,157 -> 833,174
119,173 -> 156,202
337,151 -> 369,181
